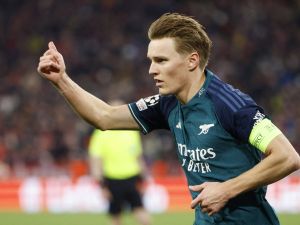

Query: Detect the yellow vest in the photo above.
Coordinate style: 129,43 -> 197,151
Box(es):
88,130 -> 142,179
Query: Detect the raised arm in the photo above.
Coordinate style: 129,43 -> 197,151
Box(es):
37,42 -> 139,130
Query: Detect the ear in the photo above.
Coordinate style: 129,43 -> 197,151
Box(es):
188,52 -> 200,71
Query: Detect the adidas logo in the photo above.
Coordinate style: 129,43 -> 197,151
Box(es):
176,122 -> 181,129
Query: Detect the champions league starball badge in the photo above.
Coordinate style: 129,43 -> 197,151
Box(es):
144,94 -> 159,106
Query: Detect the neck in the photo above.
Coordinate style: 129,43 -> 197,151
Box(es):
177,70 -> 206,104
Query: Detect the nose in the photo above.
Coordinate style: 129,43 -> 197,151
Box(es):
149,62 -> 158,76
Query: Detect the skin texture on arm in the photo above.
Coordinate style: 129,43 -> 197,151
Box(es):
189,133 -> 300,215
37,42 -> 139,130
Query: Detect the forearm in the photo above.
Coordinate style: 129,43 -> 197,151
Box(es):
224,135 -> 300,199
53,72 -> 111,129
225,152 -> 289,198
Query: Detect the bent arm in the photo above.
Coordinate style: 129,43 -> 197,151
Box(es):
224,134 -> 300,199
38,42 -> 138,130
54,73 -> 139,130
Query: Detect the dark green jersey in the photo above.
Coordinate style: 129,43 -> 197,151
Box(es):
128,70 -> 279,225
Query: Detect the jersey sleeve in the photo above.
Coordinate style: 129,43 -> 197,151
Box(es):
223,106 -> 281,152
213,98 -> 265,143
207,76 -> 281,151
128,94 -> 175,134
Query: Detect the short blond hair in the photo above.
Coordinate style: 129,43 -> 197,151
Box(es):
148,13 -> 212,70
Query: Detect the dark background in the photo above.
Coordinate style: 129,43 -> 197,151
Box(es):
0,0 -> 299,177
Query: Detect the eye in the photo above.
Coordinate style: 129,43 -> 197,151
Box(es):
154,57 -> 167,63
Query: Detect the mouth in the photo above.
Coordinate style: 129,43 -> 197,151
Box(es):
155,79 -> 163,87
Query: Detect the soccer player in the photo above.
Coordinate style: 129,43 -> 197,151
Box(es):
88,101 -> 150,225
38,13 -> 300,225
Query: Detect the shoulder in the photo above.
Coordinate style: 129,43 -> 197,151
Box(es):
205,71 -> 265,142
206,74 -> 257,113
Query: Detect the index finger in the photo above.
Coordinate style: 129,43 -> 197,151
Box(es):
191,194 -> 203,209
189,183 -> 206,192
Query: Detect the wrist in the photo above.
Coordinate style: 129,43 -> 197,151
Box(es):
222,179 -> 244,200
54,72 -> 70,94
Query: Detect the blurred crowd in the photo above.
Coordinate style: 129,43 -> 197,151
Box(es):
0,0 -> 299,178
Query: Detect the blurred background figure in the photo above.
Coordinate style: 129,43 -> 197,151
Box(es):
88,100 -> 151,225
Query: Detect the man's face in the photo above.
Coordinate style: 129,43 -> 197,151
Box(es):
147,38 -> 190,96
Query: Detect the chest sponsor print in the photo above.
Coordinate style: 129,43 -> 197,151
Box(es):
177,143 -> 216,174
